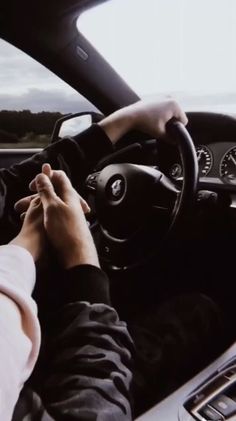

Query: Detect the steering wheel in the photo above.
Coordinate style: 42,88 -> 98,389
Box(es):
86,119 -> 199,269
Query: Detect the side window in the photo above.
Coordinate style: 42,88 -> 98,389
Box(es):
0,39 -> 96,148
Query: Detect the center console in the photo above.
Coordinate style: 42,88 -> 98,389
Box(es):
136,344 -> 236,421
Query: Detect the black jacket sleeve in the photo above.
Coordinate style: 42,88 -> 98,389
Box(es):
13,266 -> 134,421
41,265 -> 134,420
0,125 -> 113,243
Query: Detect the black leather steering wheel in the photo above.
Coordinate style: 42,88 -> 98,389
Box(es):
86,119 -> 198,269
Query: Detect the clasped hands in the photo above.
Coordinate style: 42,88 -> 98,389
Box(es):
11,163 -> 99,269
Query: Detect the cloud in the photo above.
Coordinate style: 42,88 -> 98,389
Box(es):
0,39 -> 98,113
0,88 -> 98,113
0,39 -> 65,92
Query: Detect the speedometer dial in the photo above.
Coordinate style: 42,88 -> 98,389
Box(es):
220,146 -> 236,183
196,145 -> 213,177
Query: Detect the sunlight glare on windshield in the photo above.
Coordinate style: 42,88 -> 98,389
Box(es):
78,0 -> 236,112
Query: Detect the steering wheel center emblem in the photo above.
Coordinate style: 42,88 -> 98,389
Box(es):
109,178 -> 125,200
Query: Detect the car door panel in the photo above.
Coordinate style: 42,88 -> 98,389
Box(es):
0,149 -> 41,169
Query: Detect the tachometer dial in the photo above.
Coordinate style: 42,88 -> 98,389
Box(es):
196,145 -> 213,177
220,146 -> 236,183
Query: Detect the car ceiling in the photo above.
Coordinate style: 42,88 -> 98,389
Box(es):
0,0 -> 139,114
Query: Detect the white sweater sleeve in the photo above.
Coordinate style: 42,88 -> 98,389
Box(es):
0,245 -> 41,421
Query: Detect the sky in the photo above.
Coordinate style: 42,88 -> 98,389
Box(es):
0,39 -> 91,113
1,0 -> 236,113
79,0 -> 236,111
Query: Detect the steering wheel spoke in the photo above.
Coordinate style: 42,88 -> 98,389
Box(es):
153,173 -> 180,210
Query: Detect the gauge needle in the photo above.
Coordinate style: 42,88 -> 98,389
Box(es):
229,154 -> 236,167
197,150 -> 203,161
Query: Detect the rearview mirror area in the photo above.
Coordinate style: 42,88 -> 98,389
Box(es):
51,111 -> 104,142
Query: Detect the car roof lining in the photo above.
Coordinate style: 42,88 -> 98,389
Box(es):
0,0 -> 109,22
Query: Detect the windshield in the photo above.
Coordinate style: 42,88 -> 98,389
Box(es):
78,0 -> 236,113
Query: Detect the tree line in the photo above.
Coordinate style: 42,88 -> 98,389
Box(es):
0,110 -> 65,143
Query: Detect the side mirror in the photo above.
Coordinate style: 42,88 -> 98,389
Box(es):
51,111 -> 104,142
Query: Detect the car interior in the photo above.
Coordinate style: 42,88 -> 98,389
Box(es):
1,0 -> 236,419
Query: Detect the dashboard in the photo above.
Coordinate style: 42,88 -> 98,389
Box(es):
157,112 -> 236,190
167,141 -> 236,185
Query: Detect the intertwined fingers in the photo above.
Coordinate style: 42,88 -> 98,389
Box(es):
29,164 -> 90,213
14,194 -> 38,213
35,173 -> 60,209
15,164 -> 90,216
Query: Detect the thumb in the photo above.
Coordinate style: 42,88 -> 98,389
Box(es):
35,173 -> 58,209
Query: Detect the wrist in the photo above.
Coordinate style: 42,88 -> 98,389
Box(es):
98,105 -> 137,144
10,234 -> 38,261
59,238 -> 100,270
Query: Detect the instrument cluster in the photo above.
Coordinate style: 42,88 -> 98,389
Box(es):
169,142 -> 236,185
220,146 -> 236,183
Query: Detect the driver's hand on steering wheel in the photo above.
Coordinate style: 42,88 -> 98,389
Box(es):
98,99 -> 188,144
15,164 -> 100,269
